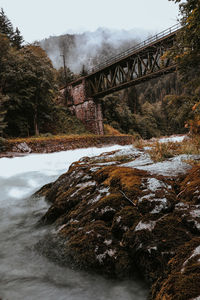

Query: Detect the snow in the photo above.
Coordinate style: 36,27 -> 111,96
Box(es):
122,152 -> 153,168
135,155 -> 194,176
104,239 -> 112,246
150,198 -> 168,214
88,194 -> 102,204
116,216 -> 122,223
88,186 -> 110,204
108,147 -> 141,158
138,193 -> 155,203
182,245 -> 200,270
76,181 -> 96,188
190,209 -> 200,218
96,162 -> 118,166
122,151 -> 200,177
88,145 -> 134,162
147,246 -> 157,253
86,230 -> 93,235
100,207 -> 115,214
193,220 -> 200,231
146,178 -> 169,191
90,166 -> 101,172
158,135 -> 186,143
69,219 -> 79,224
96,249 -> 117,263
134,220 -> 156,232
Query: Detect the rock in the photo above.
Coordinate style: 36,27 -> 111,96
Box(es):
150,238 -> 200,300
35,147 -> 200,298
13,142 -> 32,153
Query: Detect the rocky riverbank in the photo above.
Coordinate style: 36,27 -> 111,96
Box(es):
34,143 -> 200,299
0,135 -> 134,158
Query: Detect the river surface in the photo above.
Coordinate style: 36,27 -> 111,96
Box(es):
0,145 -> 148,300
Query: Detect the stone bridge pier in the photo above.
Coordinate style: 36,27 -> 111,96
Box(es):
65,78 -> 104,135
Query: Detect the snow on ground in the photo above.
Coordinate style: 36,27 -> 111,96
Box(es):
122,152 -> 153,168
182,245 -> 200,272
158,135 -> 187,144
135,155 -> 196,176
122,152 -> 200,177
145,178 -> 170,191
134,220 -> 156,232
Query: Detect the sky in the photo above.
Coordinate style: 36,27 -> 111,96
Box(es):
0,0 -> 180,43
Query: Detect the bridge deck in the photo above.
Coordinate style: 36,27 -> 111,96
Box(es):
87,23 -> 181,76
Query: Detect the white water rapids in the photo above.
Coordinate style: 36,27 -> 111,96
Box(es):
0,145 -> 148,300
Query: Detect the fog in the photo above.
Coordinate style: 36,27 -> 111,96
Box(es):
40,27 -> 150,73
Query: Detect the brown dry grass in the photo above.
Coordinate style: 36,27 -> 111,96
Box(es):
103,124 -> 123,136
133,135 -> 200,163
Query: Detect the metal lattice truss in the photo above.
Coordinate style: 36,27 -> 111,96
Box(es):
86,34 -> 176,98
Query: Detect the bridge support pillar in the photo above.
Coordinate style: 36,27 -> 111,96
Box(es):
65,79 -> 104,135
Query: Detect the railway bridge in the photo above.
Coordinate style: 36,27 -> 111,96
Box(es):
62,24 -> 181,134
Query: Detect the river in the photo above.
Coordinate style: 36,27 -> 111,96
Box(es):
0,145 -> 148,300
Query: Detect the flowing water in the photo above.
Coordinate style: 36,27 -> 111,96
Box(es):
0,145 -> 148,300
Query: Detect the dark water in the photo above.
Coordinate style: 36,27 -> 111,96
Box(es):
0,146 -> 148,300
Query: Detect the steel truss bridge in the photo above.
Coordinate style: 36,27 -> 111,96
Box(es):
84,23 -> 181,98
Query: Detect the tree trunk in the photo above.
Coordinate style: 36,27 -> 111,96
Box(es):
34,108 -> 39,136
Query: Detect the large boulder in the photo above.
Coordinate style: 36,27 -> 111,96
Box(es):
35,147 -> 200,298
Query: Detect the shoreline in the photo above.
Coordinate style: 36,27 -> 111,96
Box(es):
0,135 -> 134,159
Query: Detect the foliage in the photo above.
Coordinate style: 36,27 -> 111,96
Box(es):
146,136 -> 200,162
0,8 -> 23,49
101,74 -> 185,138
56,66 -> 75,87
103,124 -> 122,136
49,106 -> 88,135
0,44 -> 58,136
0,92 -> 8,136
102,1 -> 199,138
168,0 -> 200,133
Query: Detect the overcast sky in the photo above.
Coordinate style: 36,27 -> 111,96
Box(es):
0,0 -> 180,43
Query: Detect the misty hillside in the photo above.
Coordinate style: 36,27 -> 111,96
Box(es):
39,27 -> 149,74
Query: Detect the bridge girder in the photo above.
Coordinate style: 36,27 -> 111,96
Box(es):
86,34 -> 176,98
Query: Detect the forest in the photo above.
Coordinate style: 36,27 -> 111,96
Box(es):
0,0 -> 199,140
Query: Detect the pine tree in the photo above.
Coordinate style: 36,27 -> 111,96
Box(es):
0,9 -> 23,48
12,27 -> 23,49
0,8 -> 14,42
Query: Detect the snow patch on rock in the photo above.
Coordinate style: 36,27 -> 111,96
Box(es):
88,186 -> 110,204
135,220 -> 156,232
96,249 -> 117,263
182,245 -> 200,272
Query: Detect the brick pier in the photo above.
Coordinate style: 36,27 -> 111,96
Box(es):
65,78 -> 104,135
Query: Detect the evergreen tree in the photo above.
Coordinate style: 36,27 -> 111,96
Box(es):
0,8 -> 23,48
12,27 -> 23,49
169,0 -> 200,133
0,8 -> 14,43
1,45 -> 57,136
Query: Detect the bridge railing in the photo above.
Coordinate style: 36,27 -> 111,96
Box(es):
88,23 -> 182,74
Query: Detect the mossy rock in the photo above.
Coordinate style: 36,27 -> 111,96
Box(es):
151,238 -> 200,300
179,164 -> 200,204
35,145 -> 199,294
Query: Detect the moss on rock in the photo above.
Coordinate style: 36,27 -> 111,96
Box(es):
35,146 -> 200,298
